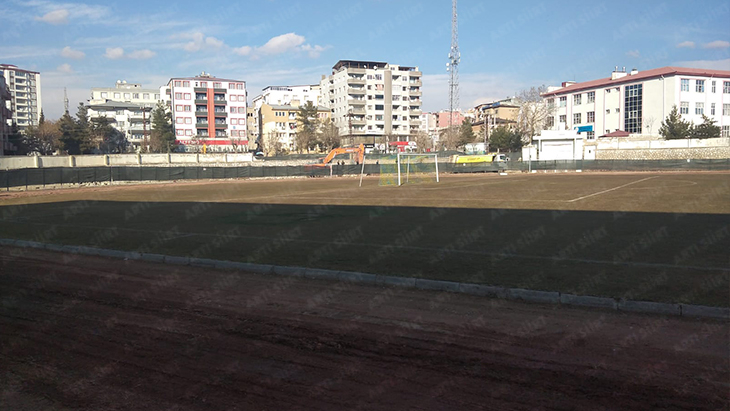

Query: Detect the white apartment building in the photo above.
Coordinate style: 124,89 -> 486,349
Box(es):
165,72 -> 247,152
320,60 -> 423,146
251,85 -> 321,109
1,73 -> 12,155
0,64 -> 42,133
86,81 -> 161,152
542,66 -> 730,140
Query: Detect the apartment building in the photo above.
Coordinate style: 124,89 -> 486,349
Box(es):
542,66 -> 730,140
251,85 -> 321,109
86,81 -> 161,152
0,64 -> 42,133
0,73 -> 12,155
319,60 -> 423,146
259,103 -> 331,152
165,72 -> 247,152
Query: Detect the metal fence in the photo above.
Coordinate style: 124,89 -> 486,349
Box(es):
1,159 -> 729,190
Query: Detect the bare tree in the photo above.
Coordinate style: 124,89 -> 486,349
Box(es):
515,85 -> 554,145
643,115 -> 656,135
263,131 -> 285,156
319,118 -> 341,151
412,130 -> 432,153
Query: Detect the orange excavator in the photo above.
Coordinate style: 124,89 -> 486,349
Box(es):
312,144 -> 365,167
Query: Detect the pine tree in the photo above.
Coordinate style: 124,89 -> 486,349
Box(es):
689,115 -> 721,139
457,118 -> 476,148
489,126 -> 524,152
59,110 -> 79,154
76,103 -> 94,153
658,106 -> 691,140
296,101 -> 319,153
150,102 -> 174,153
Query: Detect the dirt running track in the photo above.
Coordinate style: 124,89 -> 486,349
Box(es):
1,248 -> 728,410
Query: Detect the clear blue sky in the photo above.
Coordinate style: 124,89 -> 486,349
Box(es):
1,0 -> 729,120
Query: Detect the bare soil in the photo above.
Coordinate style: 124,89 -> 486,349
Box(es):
1,247 -> 727,410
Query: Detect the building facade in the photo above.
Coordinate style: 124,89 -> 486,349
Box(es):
542,66 -> 730,140
251,85 -> 321,109
165,72 -> 247,152
319,60 -> 422,146
0,64 -> 42,133
258,103 -> 331,153
0,72 -> 12,155
86,81 -> 161,152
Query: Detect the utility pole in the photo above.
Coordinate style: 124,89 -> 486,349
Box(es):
142,105 -> 149,153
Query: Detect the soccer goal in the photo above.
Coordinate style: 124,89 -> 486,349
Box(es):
395,153 -> 440,186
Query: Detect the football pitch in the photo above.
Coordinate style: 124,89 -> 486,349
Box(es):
1,171 -> 728,306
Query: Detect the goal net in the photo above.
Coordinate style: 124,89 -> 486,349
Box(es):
379,153 -> 440,186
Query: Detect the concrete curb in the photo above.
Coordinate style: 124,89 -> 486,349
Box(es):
618,300 -> 681,316
3,239 -> 728,320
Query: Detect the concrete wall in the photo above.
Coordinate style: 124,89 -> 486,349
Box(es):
595,136 -> 730,160
0,152 -> 255,170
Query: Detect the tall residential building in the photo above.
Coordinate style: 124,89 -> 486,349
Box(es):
1,72 -> 12,155
320,60 -> 423,146
542,66 -> 730,140
164,72 -> 247,152
251,85 -> 321,109
0,64 -> 42,132
86,81 -> 161,152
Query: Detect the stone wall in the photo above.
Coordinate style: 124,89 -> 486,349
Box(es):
596,146 -> 730,160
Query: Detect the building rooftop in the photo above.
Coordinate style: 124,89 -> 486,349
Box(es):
542,66 -> 730,97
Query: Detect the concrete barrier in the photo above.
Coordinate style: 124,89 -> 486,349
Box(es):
108,154 -> 140,166
95,248 -> 128,259
376,275 -> 416,288
560,293 -> 617,310
415,278 -> 460,292
43,243 -> 65,252
0,156 -> 36,170
14,240 -> 43,249
74,155 -> 108,167
681,304 -> 730,319
189,257 -> 218,268
508,288 -> 560,304
0,238 -> 16,246
458,283 -> 508,299
272,266 -> 306,277
38,156 -> 69,168
140,253 -> 166,263
618,300 -> 681,316
237,263 -> 274,275
170,153 -> 199,164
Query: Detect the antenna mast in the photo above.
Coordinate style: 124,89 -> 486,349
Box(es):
447,0 -> 460,130
63,87 -> 69,113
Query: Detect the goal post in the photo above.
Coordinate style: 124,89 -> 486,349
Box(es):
396,153 -> 439,186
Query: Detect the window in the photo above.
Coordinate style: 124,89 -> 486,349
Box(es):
124,93 -> 131,99
695,102 -> 704,115
711,103 -> 715,115
573,94 -> 582,105
586,131 -> 595,140
696,80 -> 705,93
213,82 -> 222,88
116,110 -> 124,115
724,104 -> 730,116
680,102 -> 689,114
375,105 -> 384,110
559,115 -> 566,123
200,82 -> 207,88
176,105 -> 183,111
230,107 -> 236,113
547,98 -> 554,108
229,83 -> 235,89
587,91 -> 595,103
230,95 -> 237,102
723,126 -> 730,138
175,92 -> 182,99
155,94 -> 160,100
573,113 -> 581,124
183,81 -> 190,87
176,129 -> 184,136
184,93 -> 191,100
559,96 -> 567,107
681,79 -> 689,92
101,92 -> 108,98
185,118 -> 192,124
587,111 -> 595,123
724,81 -> 730,93
176,117 -> 183,124
133,93 -> 139,99
547,116 -> 554,127
185,130 -> 193,136
624,84 -> 642,133
143,93 -> 150,99
711,81 -> 716,93
114,93 -> 121,99
239,107 -> 245,114
174,81 -> 182,87
184,105 -> 191,112
230,119 -> 237,125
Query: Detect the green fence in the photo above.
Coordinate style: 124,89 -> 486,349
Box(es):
1,159 -> 729,190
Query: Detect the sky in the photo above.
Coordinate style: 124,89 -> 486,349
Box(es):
1,0 -> 729,120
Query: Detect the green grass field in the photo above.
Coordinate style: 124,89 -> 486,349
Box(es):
1,172 -> 728,306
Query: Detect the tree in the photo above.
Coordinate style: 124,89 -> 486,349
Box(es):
92,115 -> 127,153
412,130 -> 432,153
6,123 -> 23,155
319,118 -> 341,151
75,103 -> 94,153
659,106 -> 691,140
458,118 -> 476,148
263,131 -> 284,156
516,85 -> 553,145
439,125 -> 460,150
59,110 -> 80,154
689,115 -> 721,139
150,102 -> 175,153
295,101 -> 319,153
23,119 -> 61,155
489,126 -> 524,153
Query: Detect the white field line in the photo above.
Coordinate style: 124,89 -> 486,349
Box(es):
567,176 -> 661,203
2,218 -> 727,273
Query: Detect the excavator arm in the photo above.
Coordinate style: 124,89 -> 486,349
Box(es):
313,144 -> 365,167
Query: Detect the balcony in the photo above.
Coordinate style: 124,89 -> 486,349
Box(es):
409,80 -> 422,87
409,90 -> 422,97
196,122 -> 209,127
347,76 -> 366,85
195,110 -> 208,116
351,118 -> 366,125
410,108 -> 423,115
348,87 -> 365,94
195,99 -> 208,105
410,119 -> 421,126
214,123 -> 228,129
348,99 -> 366,105
350,107 -> 365,114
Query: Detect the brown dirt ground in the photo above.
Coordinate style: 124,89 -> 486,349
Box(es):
1,247 -> 728,410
